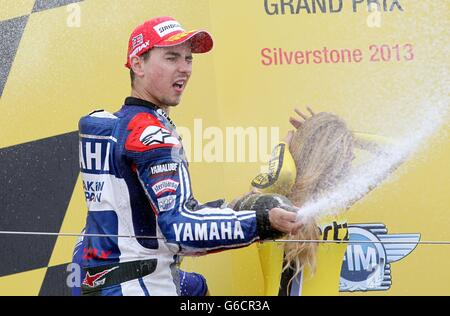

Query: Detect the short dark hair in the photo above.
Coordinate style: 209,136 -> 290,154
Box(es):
130,50 -> 152,88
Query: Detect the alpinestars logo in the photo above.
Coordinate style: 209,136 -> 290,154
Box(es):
339,223 -> 420,292
82,266 -> 119,288
140,126 -> 180,147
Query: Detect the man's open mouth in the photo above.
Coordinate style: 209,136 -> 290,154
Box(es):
173,80 -> 185,90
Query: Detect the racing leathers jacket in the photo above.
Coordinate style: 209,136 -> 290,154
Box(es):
75,97 -> 279,296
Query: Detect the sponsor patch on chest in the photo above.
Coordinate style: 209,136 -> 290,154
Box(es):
126,113 -> 181,152
149,162 -> 179,176
152,179 -> 179,196
140,126 -> 180,147
157,195 -> 177,212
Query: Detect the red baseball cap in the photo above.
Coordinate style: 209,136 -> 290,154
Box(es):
125,16 -> 213,69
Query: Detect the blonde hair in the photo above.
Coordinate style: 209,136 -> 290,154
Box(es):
283,112 -> 354,281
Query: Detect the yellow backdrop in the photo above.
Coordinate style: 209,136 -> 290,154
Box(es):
0,0 -> 448,295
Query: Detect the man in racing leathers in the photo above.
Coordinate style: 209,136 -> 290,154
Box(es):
72,16 -> 301,296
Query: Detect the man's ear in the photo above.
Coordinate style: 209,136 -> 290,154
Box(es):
130,56 -> 145,78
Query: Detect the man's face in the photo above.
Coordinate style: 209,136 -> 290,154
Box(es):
140,42 -> 193,107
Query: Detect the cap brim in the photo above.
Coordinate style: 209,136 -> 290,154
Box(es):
155,30 -> 213,54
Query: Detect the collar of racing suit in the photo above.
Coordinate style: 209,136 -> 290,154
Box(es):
124,97 -> 176,129
124,96 -> 159,109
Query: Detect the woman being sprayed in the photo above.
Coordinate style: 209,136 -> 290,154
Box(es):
233,107 -> 399,295
281,108 -> 355,294
233,107 -> 372,295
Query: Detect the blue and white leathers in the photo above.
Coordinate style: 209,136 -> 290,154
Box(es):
75,97 -> 259,296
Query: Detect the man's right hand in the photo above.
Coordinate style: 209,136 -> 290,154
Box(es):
268,207 -> 303,236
